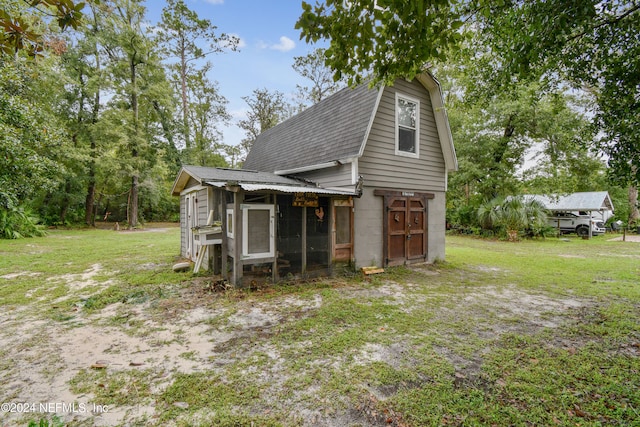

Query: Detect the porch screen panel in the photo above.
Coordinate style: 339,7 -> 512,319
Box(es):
306,197 -> 330,272
247,209 -> 270,254
335,206 -> 351,245
277,195 -> 303,276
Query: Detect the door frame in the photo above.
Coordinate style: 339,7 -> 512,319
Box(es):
331,198 -> 354,264
185,192 -> 198,260
374,189 -> 434,266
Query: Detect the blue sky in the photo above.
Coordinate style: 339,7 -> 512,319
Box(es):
145,0 -> 321,150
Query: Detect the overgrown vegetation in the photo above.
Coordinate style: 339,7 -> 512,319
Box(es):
476,196 -> 550,240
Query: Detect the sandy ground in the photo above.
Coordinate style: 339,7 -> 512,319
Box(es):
0,264 -> 590,427
608,234 -> 640,242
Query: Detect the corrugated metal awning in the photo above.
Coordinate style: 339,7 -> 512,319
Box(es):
239,183 -> 356,195
524,192 -> 614,212
204,181 -> 357,196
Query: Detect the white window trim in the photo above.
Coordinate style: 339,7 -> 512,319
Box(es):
226,208 -> 234,239
395,92 -> 420,159
241,204 -> 275,259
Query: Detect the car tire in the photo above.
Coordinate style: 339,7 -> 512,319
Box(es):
576,226 -> 589,237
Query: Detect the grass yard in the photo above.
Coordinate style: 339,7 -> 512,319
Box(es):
0,226 -> 639,426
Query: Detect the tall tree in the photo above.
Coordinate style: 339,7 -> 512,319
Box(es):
53,2 -> 107,226
101,0 -> 169,228
472,1 -> 640,186
292,47 -> 344,108
237,88 -> 291,159
0,58 -> 68,236
185,66 -> 230,167
438,42 -> 605,226
157,0 -> 238,151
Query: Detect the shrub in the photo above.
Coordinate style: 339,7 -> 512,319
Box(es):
477,197 -> 548,241
0,203 -> 46,239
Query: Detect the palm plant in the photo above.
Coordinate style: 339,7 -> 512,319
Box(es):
477,197 -> 548,241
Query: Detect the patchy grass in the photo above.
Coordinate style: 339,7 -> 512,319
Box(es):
1,230 -> 639,426
0,225 -> 184,318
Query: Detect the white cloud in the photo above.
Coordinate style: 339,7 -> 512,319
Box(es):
204,0 -> 224,4
263,36 -> 295,52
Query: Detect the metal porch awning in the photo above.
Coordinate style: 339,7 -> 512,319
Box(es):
204,181 -> 357,196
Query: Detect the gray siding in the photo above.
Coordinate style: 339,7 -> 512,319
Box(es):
353,188 -> 384,267
427,192 -> 447,262
353,188 -> 447,268
180,196 -> 186,257
180,185 -> 212,262
195,187 -> 209,227
294,163 -> 354,189
359,79 -> 446,192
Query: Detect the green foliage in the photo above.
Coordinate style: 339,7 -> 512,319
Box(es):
296,0 -> 463,86
157,0 -> 238,159
0,0 -> 89,57
27,416 -> 64,427
473,0 -> 640,185
440,38 -> 612,230
477,197 -> 549,240
238,88 -> 292,159
0,204 -> 45,239
292,47 -> 345,107
296,0 -> 638,185
0,60 -> 66,206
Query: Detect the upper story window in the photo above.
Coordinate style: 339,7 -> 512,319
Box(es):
395,93 -> 420,158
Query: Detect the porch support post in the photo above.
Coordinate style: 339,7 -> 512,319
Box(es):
220,189 -> 228,279
232,189 -> 243,286
272,194 -> 278,282
301,207 -> 307,275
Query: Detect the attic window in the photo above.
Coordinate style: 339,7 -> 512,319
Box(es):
395,93 -> 420,158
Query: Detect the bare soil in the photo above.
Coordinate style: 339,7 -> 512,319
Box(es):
0,266 -> 591,427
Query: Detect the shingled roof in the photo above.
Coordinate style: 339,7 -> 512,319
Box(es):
243,83 -> 380,172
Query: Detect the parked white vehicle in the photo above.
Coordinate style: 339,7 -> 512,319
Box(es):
547,212 -> 606,236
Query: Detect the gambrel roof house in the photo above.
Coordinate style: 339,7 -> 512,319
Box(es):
172,72 -> 457,286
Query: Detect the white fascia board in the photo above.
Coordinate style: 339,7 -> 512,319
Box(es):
179,184 -> 208,196
417,73 -> 458,172
357,86 -> 385,158
274,161 -> 339,175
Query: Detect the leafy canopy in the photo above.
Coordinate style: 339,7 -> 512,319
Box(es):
296,0 -> 463,86
0,0 -> 94,57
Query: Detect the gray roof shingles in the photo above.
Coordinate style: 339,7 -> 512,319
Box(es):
182,165 -> 305,185
243,83 -> 380,172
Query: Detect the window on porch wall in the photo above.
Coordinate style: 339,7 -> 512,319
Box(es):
242,204 -> 274,259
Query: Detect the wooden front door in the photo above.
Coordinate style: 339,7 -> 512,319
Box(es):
376,190 -> 432,267
332,198 -> 354,263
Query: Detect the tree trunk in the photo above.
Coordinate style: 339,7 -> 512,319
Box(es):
130,175 -> 139,229
180,38 -> 190,149
85,160 -> 96,226
128,56 -> 139,230
85,13 -> 100,227
629,185 -> 639,225
60,180 -> 72,225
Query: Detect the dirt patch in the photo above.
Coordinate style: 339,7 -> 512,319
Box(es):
0,267 -> 595,426
608,234 -> 640,242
